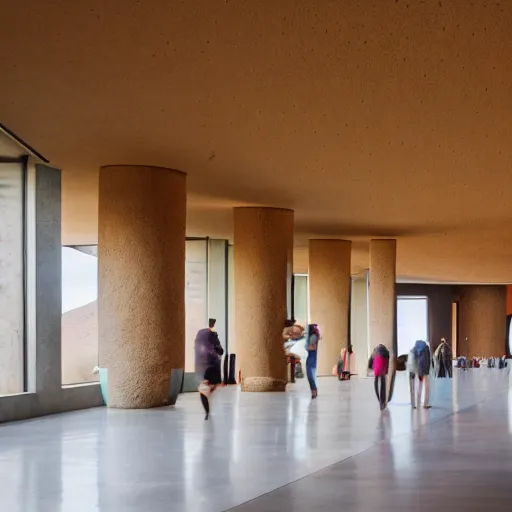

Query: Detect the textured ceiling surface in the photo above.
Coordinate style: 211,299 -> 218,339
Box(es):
1,1 -> 512,282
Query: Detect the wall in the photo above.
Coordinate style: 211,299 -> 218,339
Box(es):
396,283 -> 454,354
457,285 -> 506,357
507,285 -> 512,315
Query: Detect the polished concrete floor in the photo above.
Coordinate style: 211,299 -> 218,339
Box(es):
0,370 -> 511,511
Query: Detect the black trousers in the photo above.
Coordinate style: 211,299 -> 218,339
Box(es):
374,376 -> 386,407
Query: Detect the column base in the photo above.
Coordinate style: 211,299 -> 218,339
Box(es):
241,377 -> 287,392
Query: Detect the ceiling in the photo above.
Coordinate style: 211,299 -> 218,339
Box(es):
1,1 -> 512,282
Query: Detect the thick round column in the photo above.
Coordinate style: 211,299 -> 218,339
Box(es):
309,239 -> 352,375
458,285 -> 506,357
234,207 -> 294,392
98,165 -> 186,408
369,239 -> 396,351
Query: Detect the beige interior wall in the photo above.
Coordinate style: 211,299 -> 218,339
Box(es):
62,168 -> 98,246
458,285 -> 506,358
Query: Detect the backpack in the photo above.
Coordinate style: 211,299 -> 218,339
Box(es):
410,340 -> 430,376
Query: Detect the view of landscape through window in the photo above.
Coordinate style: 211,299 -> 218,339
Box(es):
61,240 -> 209,383
61,246 -> 99,385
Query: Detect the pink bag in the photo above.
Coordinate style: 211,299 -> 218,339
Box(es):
373,354 -> 389,377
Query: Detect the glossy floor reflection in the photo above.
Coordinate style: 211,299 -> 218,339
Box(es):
0,370 -> 511,512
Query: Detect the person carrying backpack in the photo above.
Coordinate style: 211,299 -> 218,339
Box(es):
407,340 -> 432,409
368,344 -> 390,410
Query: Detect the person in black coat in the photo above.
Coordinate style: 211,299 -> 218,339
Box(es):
195,318 -> 224,420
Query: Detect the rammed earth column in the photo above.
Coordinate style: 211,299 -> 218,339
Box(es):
309,239 -> 352,375
98,165 -> 186,408
369,239 -> 397,352
234,207 -> 294,391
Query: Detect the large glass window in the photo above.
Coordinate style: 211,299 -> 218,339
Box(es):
61,240 -> 210,380
0,162 -> 26,394
61,246 -> 99,385
293,275 -> 308,327
397,296 -> 428,357
185,239 -> 208,371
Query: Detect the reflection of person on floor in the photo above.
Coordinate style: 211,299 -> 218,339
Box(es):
369,344 -> 390,411
305,324 -> 320,399
195,318 -> 224,420
408,340 -> 432,409
434,338 -> 453,378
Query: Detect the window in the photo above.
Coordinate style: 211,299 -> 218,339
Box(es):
0,162 -> 26,394
397,296 -> 429,357
61,240 -> 211,380
293,275 -> 308,327
61,246 -> 99,385
185,239 -> 208,371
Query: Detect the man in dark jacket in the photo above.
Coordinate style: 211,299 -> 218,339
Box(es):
195,318 -> 224,420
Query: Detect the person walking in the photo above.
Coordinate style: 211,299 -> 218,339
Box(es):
305,324 -> 320,399
408,340 -> 432,409
434,338 -> 453,379
195,318 -> 224,420
369,344 -> 390,410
